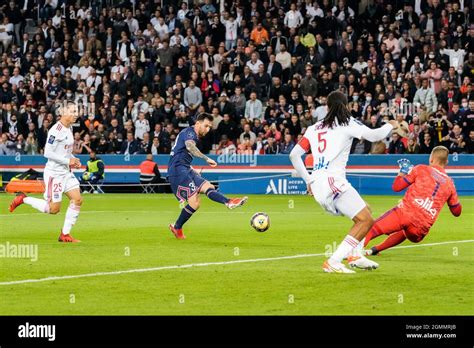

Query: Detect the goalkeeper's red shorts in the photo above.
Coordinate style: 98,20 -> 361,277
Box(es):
372,207 -> 430,243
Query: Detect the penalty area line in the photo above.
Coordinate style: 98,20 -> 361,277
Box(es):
0,239 -> 473,286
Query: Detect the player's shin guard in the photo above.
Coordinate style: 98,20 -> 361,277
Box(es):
23,197 -> 50,213
330,235 -> 360,263
62,203 -> 81,235
205,188 -> 230,204
372,230 -> 407,253
174,204 -> 196,229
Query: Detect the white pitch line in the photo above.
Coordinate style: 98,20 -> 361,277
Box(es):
0,239 -> 473,286
0,210 -> 329,217
3,210 -> 474,217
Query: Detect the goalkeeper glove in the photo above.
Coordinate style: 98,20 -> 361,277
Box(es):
397,158 -> 413,175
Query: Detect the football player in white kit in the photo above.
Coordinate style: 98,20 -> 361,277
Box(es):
9,101 -> 83,242
290,91 -> 398,273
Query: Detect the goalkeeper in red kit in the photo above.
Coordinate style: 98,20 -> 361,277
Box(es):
364,146 -> 462,256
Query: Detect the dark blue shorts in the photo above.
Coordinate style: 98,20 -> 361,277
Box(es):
168,170 -> 207,202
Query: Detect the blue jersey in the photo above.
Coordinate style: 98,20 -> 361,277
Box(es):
168,126 -> 199,176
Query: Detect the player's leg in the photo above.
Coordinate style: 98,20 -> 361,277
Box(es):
201,181 -> 229,204
367,231 -> 407,255
369,224 -> 428,255
403,225 -> 429,244
199,181 -> 248,209
170,191 -> 200,240
325,186 -> 378,271
364,207 -> 402,245
59,175 -> 82,243
364,207 -> 406,255
10,173 -> 62,214
168,172 -> 202,239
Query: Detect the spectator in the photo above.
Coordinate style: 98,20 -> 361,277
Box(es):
250,23 -> 269,46
421,62 -> 443,94
134,112 -> 150,141
24,132 -> 39,155
121,132 -> 139,155
280,133 -> 295,155
216,134 -> 236,155
237,133 -> 253,154
465,130 -> 474,154
388,133 -> 405,154
413,78 -> 438,113
300,69 -> 318,100
184,80 -> 202,115
448,124 -> 466,154
0,0 -> 471,161
420,132 -> 435,154
217,113 -> 237,142
244,92 -> 263,121
351,138 -> 371,154
239,123 -> 256,145
264,136 -> 280,154
405,137 -> 420,154
284,3 -> 304,29
0,16 -> 13,54
312,96 -> 328,121
276,44 -> 292,82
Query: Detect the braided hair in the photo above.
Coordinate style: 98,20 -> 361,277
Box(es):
322,91 -> 353,128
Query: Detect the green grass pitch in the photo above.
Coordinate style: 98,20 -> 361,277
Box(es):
0,193 -> 473,315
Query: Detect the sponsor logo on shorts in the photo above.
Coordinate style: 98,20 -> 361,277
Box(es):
414,197 -> 437,218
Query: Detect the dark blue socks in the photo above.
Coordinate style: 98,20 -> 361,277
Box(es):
175,204 -> 196,229
205,188 -> 230,204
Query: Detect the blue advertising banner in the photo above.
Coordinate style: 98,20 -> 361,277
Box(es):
1,154 -> 473,195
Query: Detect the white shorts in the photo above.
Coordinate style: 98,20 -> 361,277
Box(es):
310,174 -> 366,220
43,170 -> 80,203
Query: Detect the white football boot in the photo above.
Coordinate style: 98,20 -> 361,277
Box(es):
347,255 -> 379,270
323,259 -> 356,274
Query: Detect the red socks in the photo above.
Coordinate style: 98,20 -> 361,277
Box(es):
372,230 -> 407,254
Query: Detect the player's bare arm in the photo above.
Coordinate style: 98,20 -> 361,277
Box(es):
185,140 -> 217,167
289,144 -> 313,195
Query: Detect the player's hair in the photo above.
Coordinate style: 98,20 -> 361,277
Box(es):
196,112 -> 214,123
322,91 -> 352,128
431,146 -> 449,165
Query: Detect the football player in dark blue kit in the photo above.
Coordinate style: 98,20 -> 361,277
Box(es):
168,113 -> 248,239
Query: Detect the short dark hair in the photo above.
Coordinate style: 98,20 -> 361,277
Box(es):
196,112 -> 214,122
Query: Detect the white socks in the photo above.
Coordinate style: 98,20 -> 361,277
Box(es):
23,197 -> 50,213
62,203 -> 81,235
347,237 -> 366,257
330,235 -> 360,263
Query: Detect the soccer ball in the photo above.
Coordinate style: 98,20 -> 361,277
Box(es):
82,171 -> 92,181
250,212 -> 270,232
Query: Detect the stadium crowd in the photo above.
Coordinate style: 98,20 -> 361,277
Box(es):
0,0 -> 473,157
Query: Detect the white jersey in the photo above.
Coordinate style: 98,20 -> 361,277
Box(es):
298,118 -> 392,178
44,122 -> 74,175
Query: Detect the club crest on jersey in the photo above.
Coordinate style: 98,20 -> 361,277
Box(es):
47,135 -> 55,144
414,197 -> 437,218
314,156 -> 329,170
